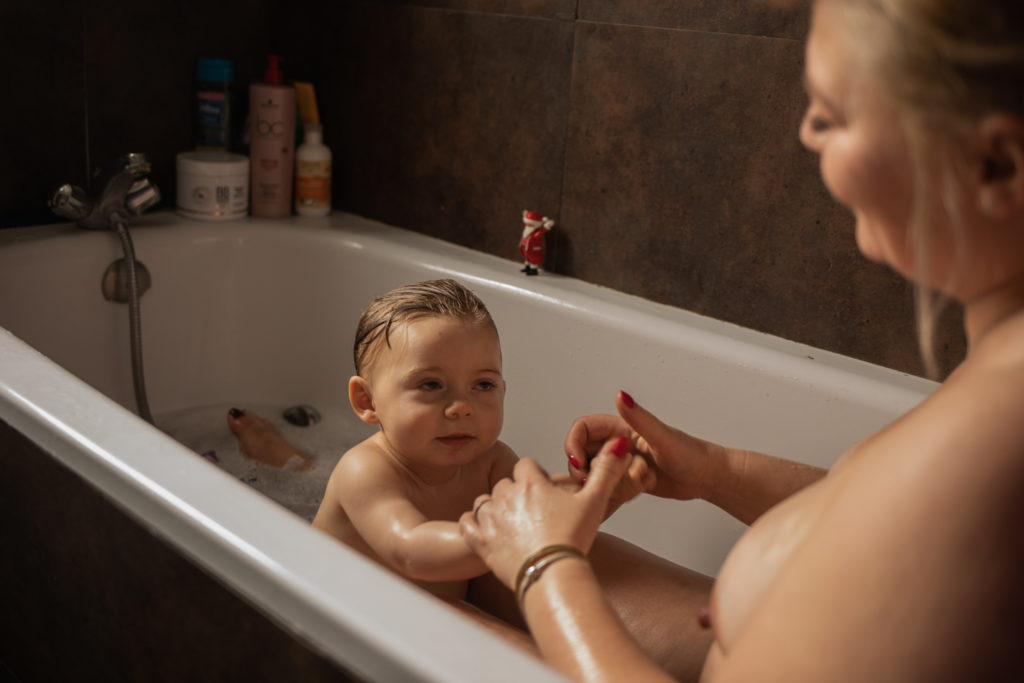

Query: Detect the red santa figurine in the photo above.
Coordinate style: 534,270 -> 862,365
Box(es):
519,210 -> 555,275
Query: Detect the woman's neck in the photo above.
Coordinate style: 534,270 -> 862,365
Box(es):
961,275 -> 1024,353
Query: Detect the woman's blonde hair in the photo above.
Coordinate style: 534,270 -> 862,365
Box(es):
823,0 -> 1024,375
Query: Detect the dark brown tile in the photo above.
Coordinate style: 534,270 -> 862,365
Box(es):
579,0 -> 809,39
382,0 -> 576,20
316,3 -> 574,259
559,22 -> 963,376
84,0 -> 271,213
2,2 -> 88,227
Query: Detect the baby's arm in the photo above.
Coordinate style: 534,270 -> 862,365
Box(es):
335,446 -> 489,582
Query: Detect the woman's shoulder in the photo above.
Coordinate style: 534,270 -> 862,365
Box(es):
838,340 -> 1024,557
903,362 -> 1024,486
831,340 -> 1024,542
934,325 -> 1024,468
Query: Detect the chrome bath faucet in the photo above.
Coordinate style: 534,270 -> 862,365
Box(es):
49,152 -> 161,229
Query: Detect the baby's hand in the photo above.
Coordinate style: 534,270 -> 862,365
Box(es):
568,450 -> 655,519
606,453 -> 656,515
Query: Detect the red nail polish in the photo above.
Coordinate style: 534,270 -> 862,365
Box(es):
568,454 -> 582,470
620,390 -> 635,408
612,436 -> 630,458
580,477 -> 587,486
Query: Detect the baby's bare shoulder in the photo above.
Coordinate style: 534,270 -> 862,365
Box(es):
330,437 -> 405,496
481,439 -> 519,481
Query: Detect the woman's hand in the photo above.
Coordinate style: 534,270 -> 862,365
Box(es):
566,391 -> 718,503
459,436 -> 633,591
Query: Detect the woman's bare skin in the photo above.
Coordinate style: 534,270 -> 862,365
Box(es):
458,0 -> 1024,679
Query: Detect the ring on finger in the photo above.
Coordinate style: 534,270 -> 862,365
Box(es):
473,497 -> 492,520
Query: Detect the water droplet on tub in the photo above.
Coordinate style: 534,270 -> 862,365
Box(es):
283,404 -> 321,427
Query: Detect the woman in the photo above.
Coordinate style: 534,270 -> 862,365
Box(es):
459,1 -> 1024,680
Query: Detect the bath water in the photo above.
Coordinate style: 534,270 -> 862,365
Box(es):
157,402 -> 375,521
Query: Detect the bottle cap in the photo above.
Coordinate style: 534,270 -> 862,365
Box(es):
197,58 -> 234,83
304,123 -> 323,143
177,150 -> 249,174
264,54 -> 284,84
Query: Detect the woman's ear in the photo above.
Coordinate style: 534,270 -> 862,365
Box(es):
976,114 -> 1024,220
348,376 -> 380,425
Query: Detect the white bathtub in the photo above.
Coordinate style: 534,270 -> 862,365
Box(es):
0,211 -> 936,681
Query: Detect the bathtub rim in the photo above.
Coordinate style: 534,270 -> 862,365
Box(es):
0,210 -> 936,410
0,210 -> 937,416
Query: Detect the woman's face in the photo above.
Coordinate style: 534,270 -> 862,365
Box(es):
799,1 -> 919,277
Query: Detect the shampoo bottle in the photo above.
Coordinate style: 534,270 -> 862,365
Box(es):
295,123 -> 332,216
195,58 -> 234,151
249,54 -> 296,217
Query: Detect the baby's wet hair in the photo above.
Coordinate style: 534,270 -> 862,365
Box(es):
353,278 -> 497,374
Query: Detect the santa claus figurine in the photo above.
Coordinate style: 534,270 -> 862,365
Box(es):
519,210 -> 555,275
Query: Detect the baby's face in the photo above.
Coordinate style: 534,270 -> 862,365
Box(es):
364,316 -> 505,474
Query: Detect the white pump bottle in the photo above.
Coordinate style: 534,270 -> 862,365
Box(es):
294,123 -> 332,217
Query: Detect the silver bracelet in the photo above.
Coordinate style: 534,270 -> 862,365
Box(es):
515,547 -> 586,608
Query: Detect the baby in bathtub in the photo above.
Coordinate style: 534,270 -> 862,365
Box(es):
229,278 -> 649,648
310,279 -> 517,602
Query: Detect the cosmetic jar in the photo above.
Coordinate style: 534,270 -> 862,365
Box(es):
176,151 -> 249,221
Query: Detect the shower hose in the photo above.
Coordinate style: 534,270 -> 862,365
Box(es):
113,220 -> 154,424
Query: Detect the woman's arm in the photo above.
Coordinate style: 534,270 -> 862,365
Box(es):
520,555 -> 675,683
461,442 -> 679,682
700,444 -> 826,526
566,392 -> 825,524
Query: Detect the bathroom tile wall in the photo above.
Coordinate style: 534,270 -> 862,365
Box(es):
275,0 -> 964,377
2,0 -> 270,228
3,0 -> 964,376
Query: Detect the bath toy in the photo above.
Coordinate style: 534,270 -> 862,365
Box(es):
519,210 -> 554,275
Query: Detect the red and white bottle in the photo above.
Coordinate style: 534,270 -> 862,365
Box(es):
249,54 -> 296,218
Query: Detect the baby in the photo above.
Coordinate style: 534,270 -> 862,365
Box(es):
228,278 -> 647,647
312,279 -> 518,605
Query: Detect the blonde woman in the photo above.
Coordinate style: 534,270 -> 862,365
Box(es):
461,1 -> 1024,680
